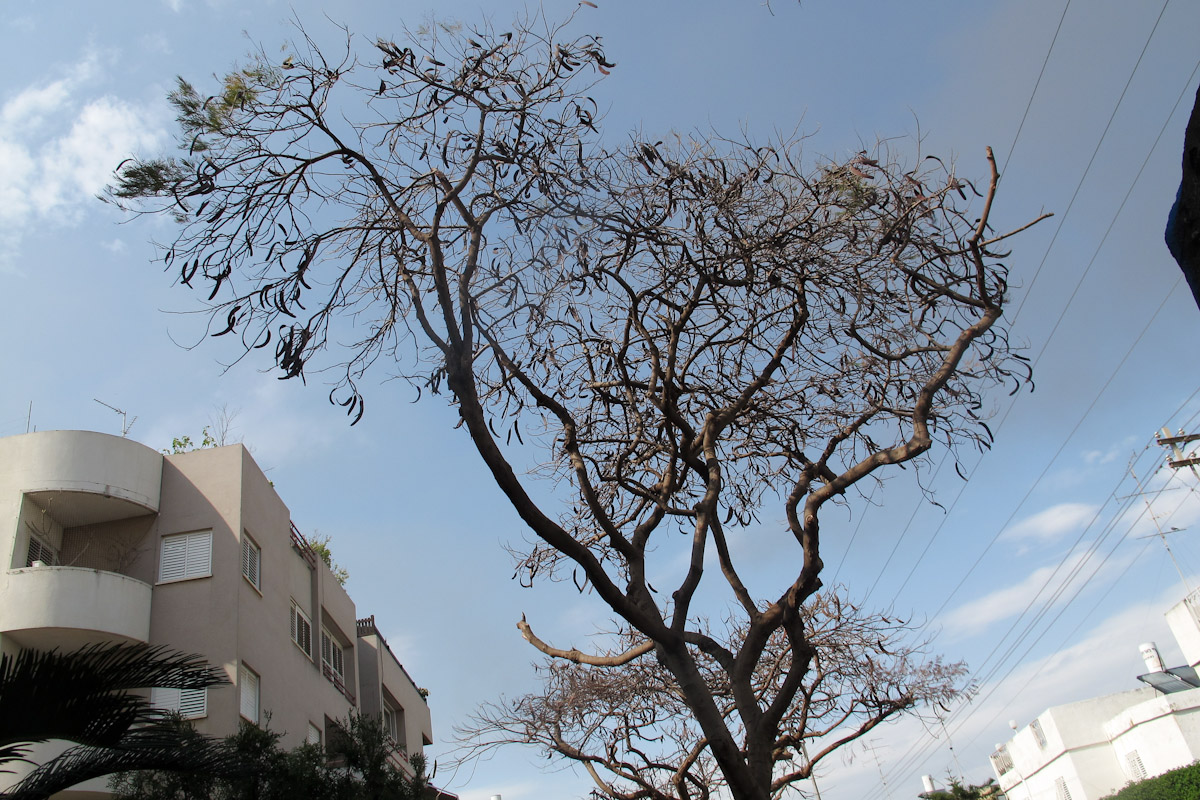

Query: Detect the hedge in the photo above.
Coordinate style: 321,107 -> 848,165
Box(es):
1100,761 -> 1200,800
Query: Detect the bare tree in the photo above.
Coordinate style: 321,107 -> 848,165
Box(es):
106,10 -> 1047,799
455,593 -> 966,800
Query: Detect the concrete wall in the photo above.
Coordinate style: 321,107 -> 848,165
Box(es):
1106,688 -> 1200,783
997,690 -> 1159,799
0,566 -> 152,648
1166,594 -> 1200,667
151,444 -> 361,747
0,431 -> 435,794
357,629 -> 433,774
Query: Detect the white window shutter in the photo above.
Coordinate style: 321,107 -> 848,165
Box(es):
179,687 -> 207,718
151,687 -> 180,712
186,531 -> 212,578
152,686 -> 206,719
307,723 -> 321,745
26,537 -> 56,567
159,536 -> 188,582
291,603 -> 312,656
239,664 -> 259,722
242,535 -> 260,587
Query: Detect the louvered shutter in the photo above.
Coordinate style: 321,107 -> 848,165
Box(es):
242,535 -> 260,588
239,664 -> 259,722
185,531 -> 212,578
159,535 -> 188,582
307,723 -> 321,745
178,687 -> 207,718
151,687 -> 180,712
291,603 -> 312,656
152,687 -> 206,719
26,536 -> 56,567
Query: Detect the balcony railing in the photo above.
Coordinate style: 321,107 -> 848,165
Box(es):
990,745 -> 1014,776
322,661 -> 356,705
290,521 -> 318,568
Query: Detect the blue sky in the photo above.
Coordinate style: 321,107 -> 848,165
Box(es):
3,1 -> 1200,797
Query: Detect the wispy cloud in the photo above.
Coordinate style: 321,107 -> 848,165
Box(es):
0,54 -> 166,270
1001,502 -> 1098,545
939,548 -> 1133,638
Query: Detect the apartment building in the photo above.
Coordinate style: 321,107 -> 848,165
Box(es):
0,429 -> 434,796
989,593 -> 1200,799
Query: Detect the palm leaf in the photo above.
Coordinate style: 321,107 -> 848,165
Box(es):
1,726 -> 241,800
0,643 -> 228,750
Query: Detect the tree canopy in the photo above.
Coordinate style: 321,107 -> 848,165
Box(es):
110,713 -> 429,800
107,10 -> 1046,799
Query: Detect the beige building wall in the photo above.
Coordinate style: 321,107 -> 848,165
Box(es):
0,430 -> 435,797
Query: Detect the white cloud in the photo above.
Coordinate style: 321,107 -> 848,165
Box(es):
1083,447 -> 1119,466
1001,502 -> 1098,545
0,57 -> 166,268
939,549 -> 1132,638
1,81 -> 73,133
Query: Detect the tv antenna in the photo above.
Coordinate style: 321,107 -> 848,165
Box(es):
94,399 -> 137,437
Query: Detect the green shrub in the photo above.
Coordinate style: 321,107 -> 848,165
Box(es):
1100,761 -> 1200,800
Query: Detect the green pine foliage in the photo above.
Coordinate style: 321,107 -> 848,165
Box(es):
1100,761 -> 1200,800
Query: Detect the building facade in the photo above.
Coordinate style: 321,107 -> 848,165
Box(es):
990,593 -> 1200,799
0,430 -> 434,797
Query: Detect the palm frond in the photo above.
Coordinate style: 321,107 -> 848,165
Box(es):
1,727 -> 241,800
0,744 -> 33,774
0,643 -> 228,750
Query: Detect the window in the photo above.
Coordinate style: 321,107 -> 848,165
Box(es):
151,686 -> 207,719
1030,718 -> 1047,749
239,663 -> 260,723
382,701 -> 406,751
1126,750 -> 1148,781
290,602 -> 313,657
1055,777 -> 1073,800
159,531 -> 212,583
990,745 -> 1013,776
306,722 -> 322,746
321,628 -> 345,683
26,534 -> 57,567
242,533 -> 261,589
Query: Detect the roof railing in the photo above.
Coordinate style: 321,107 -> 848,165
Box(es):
290,521 -> 318,568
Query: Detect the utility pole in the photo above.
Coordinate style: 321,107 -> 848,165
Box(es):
1158,426 -> 1200,477
1154,427 -> 1199,594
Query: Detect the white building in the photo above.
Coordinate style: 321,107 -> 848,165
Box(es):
990,594 -> 1200,799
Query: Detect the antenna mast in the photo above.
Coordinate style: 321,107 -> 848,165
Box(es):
93,399 -> 137,437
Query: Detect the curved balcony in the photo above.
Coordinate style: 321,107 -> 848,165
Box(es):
0,566 -> 152,650
1,430 -> 163,525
